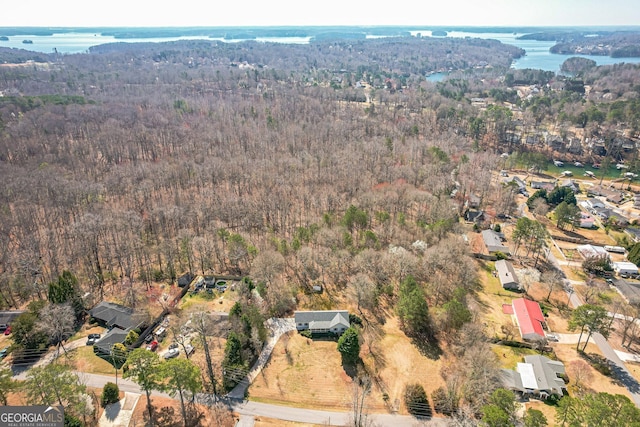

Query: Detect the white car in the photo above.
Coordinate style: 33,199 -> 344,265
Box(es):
163,347 -> 180,359
546,334 -> 559,342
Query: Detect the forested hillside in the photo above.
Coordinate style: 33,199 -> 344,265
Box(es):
0,38 -> 518,309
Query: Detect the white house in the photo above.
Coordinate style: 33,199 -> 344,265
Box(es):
579,212 -> 595,228
501,355 -> 566,398
576,244 -> 609,260
613,262 -> 639,276
295,310 -> 350,335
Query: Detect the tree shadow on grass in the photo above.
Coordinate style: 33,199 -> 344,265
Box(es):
411,337 -> 442,360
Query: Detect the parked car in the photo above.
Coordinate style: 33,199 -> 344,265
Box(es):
146,340 -> 158,351
86,334 -> 101,346
3,326 -> 11,335
163,347 -> 180,359
0,324 -> 7,332
144,334 -> 154,344
546,334 -> 559,342
0,347 -> 8,359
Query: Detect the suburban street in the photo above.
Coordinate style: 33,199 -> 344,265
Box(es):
550,235 -> 640,407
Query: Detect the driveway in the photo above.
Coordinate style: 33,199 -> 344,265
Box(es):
227,318 -> 296,399
99,392 -> 140,427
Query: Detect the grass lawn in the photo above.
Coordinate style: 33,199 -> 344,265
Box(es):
69,346 -> 119,376
491,344 -> 539,370
249,332 -> 353,410
476,263 -> 521,338
180,289 -> 237,312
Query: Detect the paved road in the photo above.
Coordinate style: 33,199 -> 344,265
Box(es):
545,233 -> 640,407
80,371 -> 445,427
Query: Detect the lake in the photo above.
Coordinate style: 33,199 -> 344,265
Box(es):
2,28 -> 640,72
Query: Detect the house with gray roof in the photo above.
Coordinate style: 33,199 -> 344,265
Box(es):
93,328 -> 129,356
501,355 -> 566,398
295,310 -> 350,335
89,301 -> 139,330
495,260 -> 521,291
482,229 -> 511,256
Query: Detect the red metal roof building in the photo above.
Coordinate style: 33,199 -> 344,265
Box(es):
512,298 -> 546,341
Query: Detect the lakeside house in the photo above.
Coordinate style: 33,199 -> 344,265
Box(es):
295,310 -> 350,335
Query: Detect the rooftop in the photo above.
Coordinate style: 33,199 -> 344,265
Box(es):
512,298 -> 545,340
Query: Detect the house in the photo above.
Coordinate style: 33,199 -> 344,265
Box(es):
506,176 -> 527,194
89,301 -> 143,355
495,260 -> 522,291
464,209 -> 485,224
576,244 -> 609,260
89,301 -> 139,330
530,181 -> 555,191
560,179 -> 579,193
579,212 -> 595,228
93,328 -> 129,356
482,229 -> 511,256
501,355 -> 566,398
606,193 -> 624,205
613,261 -> 639,277
511,298 -> 546,341
295,310 -> 350,335
584,198 -> 605,210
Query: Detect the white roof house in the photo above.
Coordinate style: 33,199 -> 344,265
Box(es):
613,262 -> 639,276
501,355 -> 566,398
576,244 -> 609,260
294,310 -> 350,335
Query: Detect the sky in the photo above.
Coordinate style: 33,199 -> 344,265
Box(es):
3,0 -> 640,27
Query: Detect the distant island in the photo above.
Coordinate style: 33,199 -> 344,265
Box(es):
0,36 -> 8,41
22,39 -> 33,44
519,30 -> 640,58
431,30 -> 448,37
